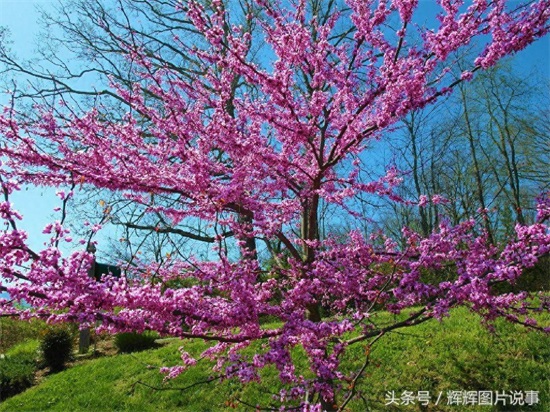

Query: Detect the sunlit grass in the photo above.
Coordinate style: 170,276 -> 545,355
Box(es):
0,307 -> 548,411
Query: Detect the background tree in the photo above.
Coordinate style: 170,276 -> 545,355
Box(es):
1,1 -> 550,410
386,62 -> 548,245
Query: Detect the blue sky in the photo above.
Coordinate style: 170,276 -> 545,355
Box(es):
0,0 -> 549,255
0,1 -> 59,252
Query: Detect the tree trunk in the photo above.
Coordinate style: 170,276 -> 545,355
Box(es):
460,86 -> 495,244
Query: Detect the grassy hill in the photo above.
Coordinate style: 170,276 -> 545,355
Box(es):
1,307 -> 549,411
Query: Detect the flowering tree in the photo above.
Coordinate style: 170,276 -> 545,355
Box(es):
1,0 -> 550,410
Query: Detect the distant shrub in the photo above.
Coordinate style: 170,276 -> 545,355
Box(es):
492,254 -> 550,294
40,328 -> 74,372
0,318 -> 45,353
0,353 -> 36,400
114,331 -> 159,353
515,254 -> 550,291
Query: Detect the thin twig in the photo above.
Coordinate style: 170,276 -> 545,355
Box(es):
130,374 -> 222,394
338,332 -> 384,411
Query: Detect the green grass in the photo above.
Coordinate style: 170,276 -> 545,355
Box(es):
0,307 -> 548,411
5,340 -> 40,359
344,309 -> 550,411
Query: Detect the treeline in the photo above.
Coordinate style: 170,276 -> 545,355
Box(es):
374,62 -> 549,291
383,62 -> 548,243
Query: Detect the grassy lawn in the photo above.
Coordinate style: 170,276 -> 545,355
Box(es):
0,307 -> 548,411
